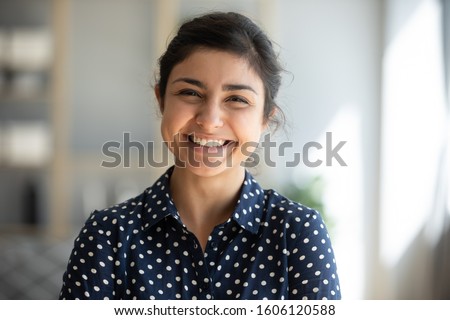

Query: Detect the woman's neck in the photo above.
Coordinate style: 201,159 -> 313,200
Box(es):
169,166 -> 245,250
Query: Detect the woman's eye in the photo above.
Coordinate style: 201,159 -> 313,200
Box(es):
227,96 -> 249,105
178,89 -> 200,97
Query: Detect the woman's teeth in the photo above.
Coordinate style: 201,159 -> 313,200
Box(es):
191,135 -> 225,147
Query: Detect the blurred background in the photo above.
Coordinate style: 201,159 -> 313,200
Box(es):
0,0 -> 449,299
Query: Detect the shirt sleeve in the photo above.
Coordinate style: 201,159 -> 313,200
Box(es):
287,207 -> 341,300
59,210 -> 118,300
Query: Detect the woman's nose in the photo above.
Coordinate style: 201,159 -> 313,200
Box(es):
195,100 -> 224,130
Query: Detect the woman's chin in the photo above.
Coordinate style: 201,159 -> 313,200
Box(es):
173,156 -> 243,178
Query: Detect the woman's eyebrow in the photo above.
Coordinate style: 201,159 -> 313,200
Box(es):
171,77 -> 257,94
223,84 -> 258,94
171,77 -> 206,89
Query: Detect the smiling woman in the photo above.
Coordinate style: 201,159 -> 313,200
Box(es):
59,11 -> 341,300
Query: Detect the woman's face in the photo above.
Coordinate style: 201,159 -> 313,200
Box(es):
157,49 -> 266,178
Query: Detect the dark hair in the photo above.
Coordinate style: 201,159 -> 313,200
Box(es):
156,11 -> 285,130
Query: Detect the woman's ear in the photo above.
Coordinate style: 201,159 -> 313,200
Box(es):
154,85 -> 164,113
263,106 -> 278,131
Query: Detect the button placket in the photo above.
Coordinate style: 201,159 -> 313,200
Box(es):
188,233 -> 212,299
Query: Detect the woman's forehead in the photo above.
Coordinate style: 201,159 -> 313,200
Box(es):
169,49 -> 263,88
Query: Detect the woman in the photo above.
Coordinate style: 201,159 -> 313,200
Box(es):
60,11 -> 341,300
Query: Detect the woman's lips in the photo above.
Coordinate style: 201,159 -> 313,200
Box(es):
176,133 -> 237,164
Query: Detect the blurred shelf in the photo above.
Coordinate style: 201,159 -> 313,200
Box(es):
0,163 -> 50,170
0,92 -> 50,105
0,224 -> 45,236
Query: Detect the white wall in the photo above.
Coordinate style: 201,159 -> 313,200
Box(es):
69,0 -> 159,152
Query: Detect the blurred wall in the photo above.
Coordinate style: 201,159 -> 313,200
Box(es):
67,0 -> 162,228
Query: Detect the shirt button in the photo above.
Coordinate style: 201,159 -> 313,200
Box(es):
210,241 -> 217,249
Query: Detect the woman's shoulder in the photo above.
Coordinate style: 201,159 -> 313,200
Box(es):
80,189 -> 150,237
243,171 -> 325,228
85,168 -> 174,227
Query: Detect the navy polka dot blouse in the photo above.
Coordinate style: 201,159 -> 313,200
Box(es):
59,166 -> 341,300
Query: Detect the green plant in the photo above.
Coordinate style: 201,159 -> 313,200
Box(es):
281,175 -> 334,233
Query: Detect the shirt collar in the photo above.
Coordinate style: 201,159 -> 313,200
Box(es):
230,170 -> 265,234
141,167 -> 181,231
142,166 -> 265,234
